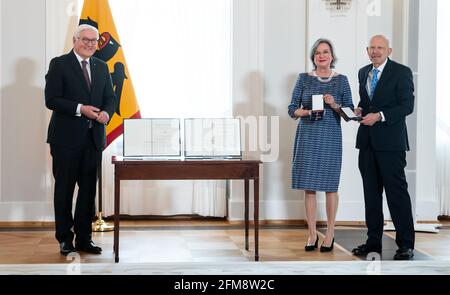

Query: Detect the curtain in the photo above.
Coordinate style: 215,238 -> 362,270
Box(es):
436,0 -> 450,216
88,0 -> 232,217
437,124 -> 450,216
100,136 -> 227,217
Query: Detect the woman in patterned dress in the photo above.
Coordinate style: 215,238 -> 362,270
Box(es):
288,39 -> 354,252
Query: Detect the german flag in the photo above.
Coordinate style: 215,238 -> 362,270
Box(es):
79,0 -> 141,147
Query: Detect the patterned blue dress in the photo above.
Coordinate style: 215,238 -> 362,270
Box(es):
288,73 -> 353,192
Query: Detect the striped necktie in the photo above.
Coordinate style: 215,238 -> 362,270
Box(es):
369,68 -> 379,100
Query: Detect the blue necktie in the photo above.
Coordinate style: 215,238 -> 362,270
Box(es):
369,68 -> 379,100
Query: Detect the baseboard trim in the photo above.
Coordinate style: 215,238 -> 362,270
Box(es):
0,221 -> 55,227
3,219 -> 441,228
438,215 -> 450,221
0,199 -> 439,223
228,199 -> 439,222
0,202 -> 54,222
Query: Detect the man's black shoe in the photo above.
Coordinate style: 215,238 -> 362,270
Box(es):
75,240 -> 102,254
393,248 -> 414,260
351,244 -> 382,256
60,241 -> 75,256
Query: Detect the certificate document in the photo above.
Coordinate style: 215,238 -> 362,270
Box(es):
123,119 -> 181,157
184,119 -> 214,157
185,118 -> 241,158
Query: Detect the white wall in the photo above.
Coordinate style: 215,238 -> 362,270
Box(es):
414,0 -> 438,219
0,0 -> 53,221
228,0 -> 265,220
0,0 -> 439,222
229,0 -> 308,220
261,0 -> 307,219
306,0 -> 368,221
0,0 -> 2,205
229,0 -> 439,222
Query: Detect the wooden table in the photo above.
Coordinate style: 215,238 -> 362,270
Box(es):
111,156 -> 262,262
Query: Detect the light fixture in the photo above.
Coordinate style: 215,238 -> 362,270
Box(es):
323,0 -> 352,11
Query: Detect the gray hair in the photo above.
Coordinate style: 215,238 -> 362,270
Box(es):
73,24 -> 99,39
310,38 -> 337,69
368,35 -> 391,48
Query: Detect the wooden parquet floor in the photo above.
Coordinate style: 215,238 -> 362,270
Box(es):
0,221 -> 448,264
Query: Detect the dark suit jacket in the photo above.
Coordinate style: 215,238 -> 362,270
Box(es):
45,50 -> 117,150
356,58 -> 414,151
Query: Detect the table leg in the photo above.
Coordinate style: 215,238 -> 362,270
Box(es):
254,177 -> 259,261
114,176 -> 120,263
244,179 -> 249,251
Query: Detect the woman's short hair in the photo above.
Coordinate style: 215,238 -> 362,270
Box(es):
310,38 -> 337,69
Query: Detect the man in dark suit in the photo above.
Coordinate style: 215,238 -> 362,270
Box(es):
352,35 -> 415,260
45,24 -> 117,255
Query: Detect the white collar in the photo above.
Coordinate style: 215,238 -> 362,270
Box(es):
372,58 -> 388,74
73,50 -> 90,65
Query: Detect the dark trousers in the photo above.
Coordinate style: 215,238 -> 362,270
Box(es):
51,130 -> 100,244
358,147 -> 415,250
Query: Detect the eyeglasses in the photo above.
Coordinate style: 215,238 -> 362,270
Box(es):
78,37 -> 98,45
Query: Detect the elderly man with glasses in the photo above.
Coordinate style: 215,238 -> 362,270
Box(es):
45,24 -> 117,256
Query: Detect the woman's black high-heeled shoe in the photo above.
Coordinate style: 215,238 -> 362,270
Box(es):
320,238 -> 334,252
304,234 -> 319,251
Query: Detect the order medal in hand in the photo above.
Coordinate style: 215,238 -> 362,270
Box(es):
310,94 -> 324,121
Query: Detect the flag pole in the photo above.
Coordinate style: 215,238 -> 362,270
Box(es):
92,152 -> 114,232
82,0 -> 140,233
